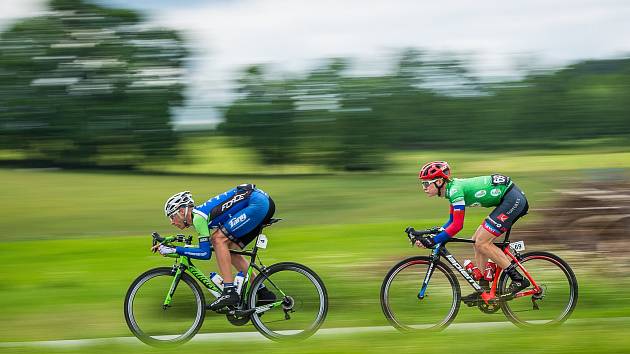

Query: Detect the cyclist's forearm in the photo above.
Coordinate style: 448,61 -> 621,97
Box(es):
176,237 -> 212,259
441,205 -> 454,229
435,203 -> 465,243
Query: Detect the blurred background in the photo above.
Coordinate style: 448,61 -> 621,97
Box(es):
1,0 -> 629,353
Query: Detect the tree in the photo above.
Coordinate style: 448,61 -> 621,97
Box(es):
221,65 -> 300,165
0,0 -> 187,168
222,59 -> 392,170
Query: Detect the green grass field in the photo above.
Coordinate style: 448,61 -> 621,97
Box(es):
1,147 -> 629,352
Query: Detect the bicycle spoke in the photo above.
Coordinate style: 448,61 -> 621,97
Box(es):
248,263 -> 328,340
381,257 -> 460,332
124,268 -> 205,347
499,252 -> 578,327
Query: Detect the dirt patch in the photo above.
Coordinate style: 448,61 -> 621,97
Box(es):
512,182 -> 630,257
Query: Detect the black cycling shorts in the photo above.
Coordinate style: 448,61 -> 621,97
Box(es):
483,185 -> 529,236
221,197 -> 276,248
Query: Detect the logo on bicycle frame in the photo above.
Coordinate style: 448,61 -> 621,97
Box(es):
446,255 -> 483,291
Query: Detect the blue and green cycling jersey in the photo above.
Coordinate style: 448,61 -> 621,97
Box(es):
175,184 -> 258,259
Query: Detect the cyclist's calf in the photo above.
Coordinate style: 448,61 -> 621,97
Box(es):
472,226 -> 511,269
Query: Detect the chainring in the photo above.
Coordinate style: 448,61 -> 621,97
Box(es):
478,300 -> 501,314
226,314 -> 250,326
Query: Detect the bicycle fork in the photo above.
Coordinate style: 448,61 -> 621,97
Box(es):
163,265 -> 184,309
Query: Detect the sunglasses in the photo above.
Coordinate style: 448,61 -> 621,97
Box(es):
421,179 -> 439,188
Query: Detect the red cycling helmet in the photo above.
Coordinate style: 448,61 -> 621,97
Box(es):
419,161 -> 451,180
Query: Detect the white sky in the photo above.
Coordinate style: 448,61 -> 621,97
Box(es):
3,0 -> 630,124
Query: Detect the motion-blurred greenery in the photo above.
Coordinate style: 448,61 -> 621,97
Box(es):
1,2 -> 630,352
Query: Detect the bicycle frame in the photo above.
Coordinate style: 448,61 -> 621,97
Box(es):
419,232 -> 542,305
162,234 -> 286,312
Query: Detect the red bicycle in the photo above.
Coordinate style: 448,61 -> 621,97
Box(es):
380,227 -> 578,331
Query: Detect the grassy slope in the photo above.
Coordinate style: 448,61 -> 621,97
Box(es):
3,224 -> 629,342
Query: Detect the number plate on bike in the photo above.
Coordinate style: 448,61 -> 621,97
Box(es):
510,241 -> 525,252
256,234 -> 268,249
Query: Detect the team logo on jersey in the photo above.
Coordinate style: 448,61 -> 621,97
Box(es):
491,174 -> 509,185
474,190 -> 486,198
470,202 -> 481,207
228,213 -> 247,228
490,188 -> 501,197
498,213 -> 509,222
221,193 -> 246,211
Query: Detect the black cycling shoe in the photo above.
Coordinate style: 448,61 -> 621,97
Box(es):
461,292 -> 481,306
256,286 -> 277,307
507,277 -> 531,295
208,287 -> 240,311
461,279 -> 490,306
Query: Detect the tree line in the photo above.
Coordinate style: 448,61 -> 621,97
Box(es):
221,52 -> 630,170
1,1 -> 629,171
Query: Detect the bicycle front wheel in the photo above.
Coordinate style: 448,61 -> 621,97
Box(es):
248,262 -> 328,341
499,251 -> 578,327
381,256 -> 461,332
124,267 -> 205,347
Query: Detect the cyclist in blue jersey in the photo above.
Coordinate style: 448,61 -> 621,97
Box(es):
152,184 -> 276,310
415,161 -> 530,304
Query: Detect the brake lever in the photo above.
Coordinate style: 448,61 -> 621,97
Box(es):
151,232 -> 163,247
407,233 -> 421,247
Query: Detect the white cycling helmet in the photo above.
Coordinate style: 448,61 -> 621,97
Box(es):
164,191 -> 194,217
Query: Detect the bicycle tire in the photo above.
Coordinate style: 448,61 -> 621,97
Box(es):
247,262 -> 328,341
498,251 -> 578,327
381,256 -> 461,332
124,267 -> 206,347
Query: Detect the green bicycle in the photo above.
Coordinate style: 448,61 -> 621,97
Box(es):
124,218 -> 328,347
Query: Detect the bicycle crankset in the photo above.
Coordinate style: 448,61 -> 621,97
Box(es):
216,306 -> 255,325
478,299 -> 501,314
226,313 -> 250,326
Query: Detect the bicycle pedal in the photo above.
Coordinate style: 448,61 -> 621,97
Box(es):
210,305 -> 237,314
233,308 -> 256,317
463,300 -> 479,307
210,307 -> 229,314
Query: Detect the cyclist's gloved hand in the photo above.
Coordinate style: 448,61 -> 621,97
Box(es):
419,236 -> 436,249
156,244 -> 176,256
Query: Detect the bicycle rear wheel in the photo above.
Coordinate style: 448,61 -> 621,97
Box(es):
499,251 -> 578,327
248,262 -> 328,341
124,267 -> 205,347
381,256 -> 461,332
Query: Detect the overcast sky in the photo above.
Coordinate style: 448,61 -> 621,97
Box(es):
2,0 -> 630,124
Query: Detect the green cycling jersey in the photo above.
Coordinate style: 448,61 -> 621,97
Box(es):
445,175 -> 513,207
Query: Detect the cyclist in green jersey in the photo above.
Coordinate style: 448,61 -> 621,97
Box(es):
416,161 -> 530,303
